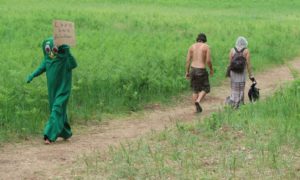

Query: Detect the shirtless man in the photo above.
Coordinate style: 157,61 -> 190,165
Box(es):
185,33 -> 213,113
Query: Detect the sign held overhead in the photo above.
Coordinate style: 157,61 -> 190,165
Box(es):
53,20 -> 76,47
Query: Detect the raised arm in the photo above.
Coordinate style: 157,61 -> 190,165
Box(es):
68,54 -> 77,70
67,49 -> 77,70
185,47 -> 192,79
59,45 -> 77,70
26,59 -> 46,83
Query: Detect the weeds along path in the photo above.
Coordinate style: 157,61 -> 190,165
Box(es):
1,59 -> 300,179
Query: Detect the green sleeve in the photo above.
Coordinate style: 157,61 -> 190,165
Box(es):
68,53 -> 77,70
27,59 -> 46,83
32,59 -> 46,77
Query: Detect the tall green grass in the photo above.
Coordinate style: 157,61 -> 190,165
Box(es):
78,79 -> 300,179
1,0 -> 300,141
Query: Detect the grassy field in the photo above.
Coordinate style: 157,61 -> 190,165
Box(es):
76,79 -> 300,179
1,0 -> 300,141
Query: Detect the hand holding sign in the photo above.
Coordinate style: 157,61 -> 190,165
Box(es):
53,20 -> 76,47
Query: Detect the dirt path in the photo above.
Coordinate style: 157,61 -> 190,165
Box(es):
1,59 -> 300,180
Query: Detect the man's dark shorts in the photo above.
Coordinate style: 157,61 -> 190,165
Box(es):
190,67 -> 210,93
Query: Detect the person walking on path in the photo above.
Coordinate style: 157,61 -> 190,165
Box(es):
185,33 -> 214,113
27,37 -> 77,144
226,36 -> 255,108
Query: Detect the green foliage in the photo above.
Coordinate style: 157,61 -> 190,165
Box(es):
79,80 -> 300,179
207,79 -> 300,145
1,0 -> 300,141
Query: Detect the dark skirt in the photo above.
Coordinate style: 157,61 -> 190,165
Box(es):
190,67 -> 210,93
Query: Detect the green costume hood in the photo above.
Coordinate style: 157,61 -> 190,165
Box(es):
42,37 -> 71,59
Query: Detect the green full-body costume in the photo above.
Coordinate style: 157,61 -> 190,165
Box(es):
27,37 -> 77,142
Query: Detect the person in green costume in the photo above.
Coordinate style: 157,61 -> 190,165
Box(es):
27,37 -> 77,144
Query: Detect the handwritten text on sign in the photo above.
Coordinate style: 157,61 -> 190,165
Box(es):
53,20 -> 76,47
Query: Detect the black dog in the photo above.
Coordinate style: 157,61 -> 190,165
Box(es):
248,81 -> 260,102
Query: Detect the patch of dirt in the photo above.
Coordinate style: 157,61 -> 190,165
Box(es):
0,59 -> 299,179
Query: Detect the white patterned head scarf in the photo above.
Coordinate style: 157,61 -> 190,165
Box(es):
235,36 -> 248,50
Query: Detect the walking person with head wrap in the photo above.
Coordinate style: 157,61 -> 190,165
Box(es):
185,33 -> 214,113
226,36 -> 255,108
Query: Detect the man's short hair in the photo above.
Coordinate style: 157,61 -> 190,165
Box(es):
196,33 -> 207,43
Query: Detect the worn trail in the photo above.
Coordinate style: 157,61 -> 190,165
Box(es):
0,59 -> 300,179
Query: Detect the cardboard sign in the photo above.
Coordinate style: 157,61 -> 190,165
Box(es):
53,20 -> 76,47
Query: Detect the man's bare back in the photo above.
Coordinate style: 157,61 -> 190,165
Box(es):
189,42 -> 210,69
186,42 -> 213,77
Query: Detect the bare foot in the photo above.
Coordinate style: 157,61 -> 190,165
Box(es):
44,139 -> 51,145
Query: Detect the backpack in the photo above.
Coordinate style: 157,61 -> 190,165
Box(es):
230,47 -> 246,73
